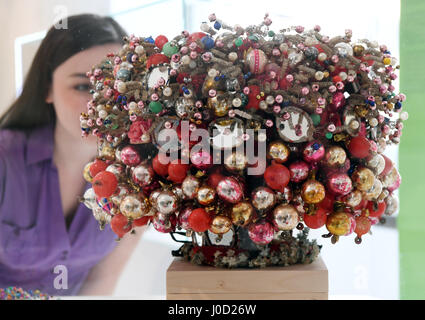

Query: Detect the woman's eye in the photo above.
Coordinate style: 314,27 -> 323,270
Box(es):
74,84 -> 90,91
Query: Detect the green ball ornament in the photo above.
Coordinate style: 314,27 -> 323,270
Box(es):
162,42 -> 179,58
149,101 -> 163,114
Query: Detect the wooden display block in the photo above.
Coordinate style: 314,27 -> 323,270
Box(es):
166,256 -> 328,300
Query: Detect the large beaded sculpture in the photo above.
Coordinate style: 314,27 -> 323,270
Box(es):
79,14 -> 406,268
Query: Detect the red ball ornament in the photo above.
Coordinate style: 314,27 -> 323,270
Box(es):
303,206 -> 329,229
89,159 -> 108,178
367,201 -> 386,218
93,171 -> 118,198
188,208 -> 211,232
187,32 -> 207,46
146,53 -> 170,69
355,214 -> 371,237
152,153 -> 170,176
167,160 -> 189,183
207,171 -> 225,189
133,216 -> 151,227
111,213 -> 132,238
155,35 -> 168,50
320,192 -> 335,211
348,136 -> 371,159
245,85 -> 264,110
264,163 -> 290,191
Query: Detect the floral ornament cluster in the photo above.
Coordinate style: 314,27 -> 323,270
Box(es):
80,13 -> 406,257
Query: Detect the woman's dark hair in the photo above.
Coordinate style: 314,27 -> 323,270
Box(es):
0,14 -> 127,130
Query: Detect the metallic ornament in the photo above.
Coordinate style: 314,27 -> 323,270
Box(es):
182,175 -> 200,199
272,204 -> 299,231
175,97 -> 194,118
364,178 -> 383,201
245,48 -> 267,74
83,162 -> 93,183
177,206 -> 193,230
82,188 -> 97,209
208,95 -> 231,117
231,201 -> 255,227
156,191 -> 179,215
111,184 -> 130,206
131,163 -> 154,187
366,153 -> 385,175
324,146 -> 347,167
149,189 -> 162,209
342,189 -> 363,207
152,212 -> 176,233
289,160 -> 309,183
106,163 -> 126,179
327,173 -> 353,196
224,151 -> 248,172
382,167 -> 401,192
120,145 -> 141,167
352,167 -> 375,191
190,150 -> 213,170
197,185 -> 216,205
303,141 -> 325,163
120,194 -> 147,219
267,141 -> 290,163
301,179 -> 326,204
385,194 -> 398,216
251,186 -> 276,211
209,215 -> 232,234
216,177 -> 244,204
326,212 -> 352,236
248,221 -> 274,245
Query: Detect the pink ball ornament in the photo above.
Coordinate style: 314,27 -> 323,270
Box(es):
248,221 -> 275,245
289,160 -> 310,183
120,146 -> 141,167
303,141 -> 325,163
216,177 -> 244,204
327,173 -> 353,196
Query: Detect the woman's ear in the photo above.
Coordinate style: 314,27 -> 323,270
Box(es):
45,86 -> 53,104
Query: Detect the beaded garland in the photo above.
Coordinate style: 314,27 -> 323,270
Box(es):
79,13 -> 406,267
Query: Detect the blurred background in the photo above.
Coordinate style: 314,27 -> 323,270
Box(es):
1,0 -> 423,299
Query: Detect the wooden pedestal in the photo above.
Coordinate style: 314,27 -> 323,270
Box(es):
166,256 -> 328,300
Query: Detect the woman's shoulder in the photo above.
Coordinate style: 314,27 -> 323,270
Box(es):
0,125 -> 54,165
0,128 -> 27,152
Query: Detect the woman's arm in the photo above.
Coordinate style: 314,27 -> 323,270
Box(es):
77,225 -> 147,296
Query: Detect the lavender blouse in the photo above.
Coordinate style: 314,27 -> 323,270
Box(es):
0,124 -> 118,296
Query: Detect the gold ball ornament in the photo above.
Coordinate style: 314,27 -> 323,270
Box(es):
326,212 -> 352,236
352,167 -> 375,191
267,141 -> 290,163
301,179 -> 326,204
197,185 -> 216,205
83,161 -> 94,183
324,146 -> 346,167
231,201 -> 255,227
209,215 -> 232,234
224,151 -> 248,172
342,189 -> 363,207
120,194 -> 148,220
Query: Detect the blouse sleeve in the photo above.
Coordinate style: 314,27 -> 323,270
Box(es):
0,146 -> 6,209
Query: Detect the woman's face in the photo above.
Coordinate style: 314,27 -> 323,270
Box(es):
46,43 -> 122,143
